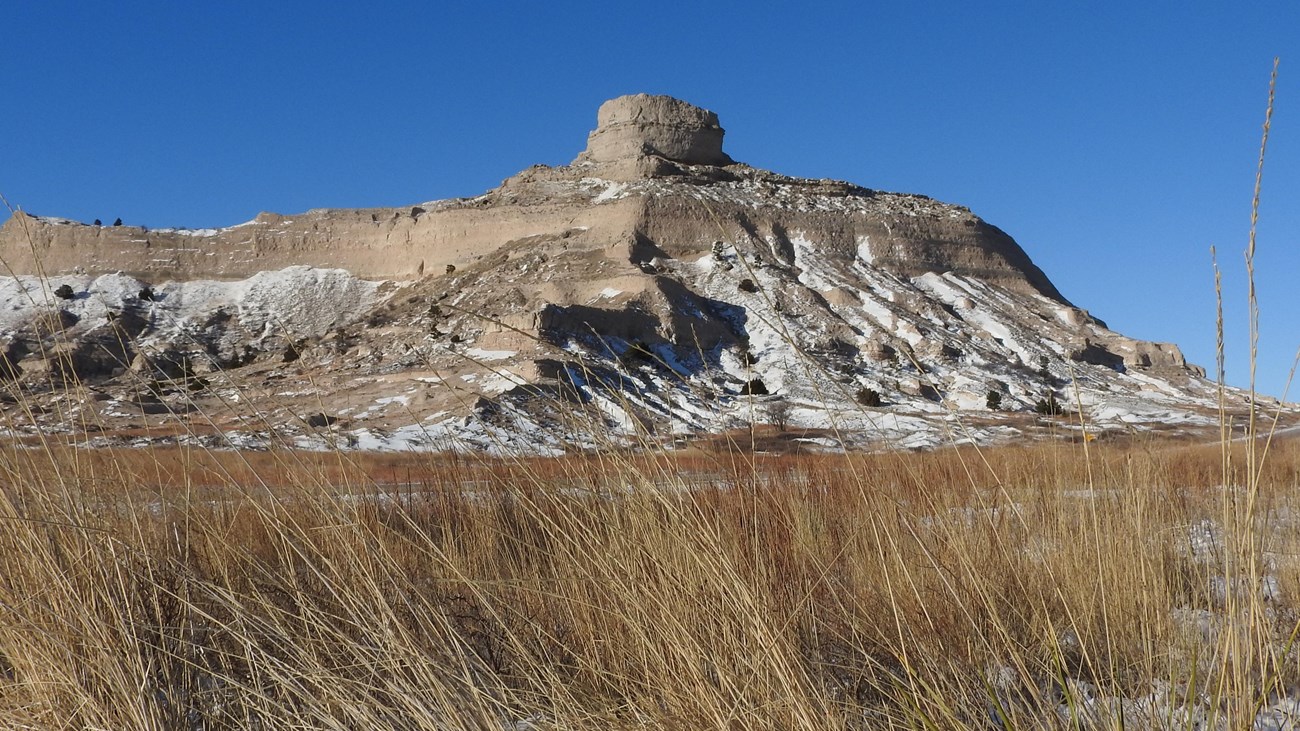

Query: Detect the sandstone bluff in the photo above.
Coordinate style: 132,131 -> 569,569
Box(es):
0,94 -> 1272,452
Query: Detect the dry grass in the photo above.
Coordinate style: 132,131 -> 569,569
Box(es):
0,433 -> 1298,729
1,59 -> 1296,731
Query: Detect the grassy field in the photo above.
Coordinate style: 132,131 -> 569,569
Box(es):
1,430 -> 1299,729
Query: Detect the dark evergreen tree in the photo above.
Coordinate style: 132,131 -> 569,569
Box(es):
986,390 -> 1003,410
1035,394 -> 1064,415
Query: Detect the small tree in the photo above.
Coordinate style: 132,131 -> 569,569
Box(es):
93,218 -> 102,226
986,390 -> 1003,410
765,399 -> 794,432
54,284 -> 75,300
138,286 -> 156,302
113,217 -> 123,227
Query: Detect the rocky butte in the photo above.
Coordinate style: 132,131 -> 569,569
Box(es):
0,94 -> 1280,452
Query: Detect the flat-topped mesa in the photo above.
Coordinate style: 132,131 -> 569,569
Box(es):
0,92 -> 1226,438
0,94 -> 1106,317
575,94 -> 734,175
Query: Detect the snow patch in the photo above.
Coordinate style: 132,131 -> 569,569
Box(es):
593,181 -> 628,203
464,348 -> 516,361
856,234 -> 874,264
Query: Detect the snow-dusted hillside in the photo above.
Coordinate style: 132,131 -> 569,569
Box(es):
1,94 -> 1291,452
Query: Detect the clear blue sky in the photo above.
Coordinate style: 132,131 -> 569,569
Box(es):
2,2 -> 1297,399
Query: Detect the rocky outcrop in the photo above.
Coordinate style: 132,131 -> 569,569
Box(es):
0,94 -> 1261,452
576,94 -> 734,176
0,95 -> 1062,305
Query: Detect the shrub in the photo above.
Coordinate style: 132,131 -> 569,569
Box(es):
93,218 -> 102,226
623,341 -> 655,363
112,217 -> 123,226
741,378 -> 769,395
54,284 -> 75,300
738,279 -> 759,293
986,390 -> 1003,410
856,387 -> 882,407
138,286 -> 156,302
306,413 -> 336,428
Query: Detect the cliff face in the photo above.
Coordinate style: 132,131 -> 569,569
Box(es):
0,196 -> 643,282
1,94 -> 1062,304
0,94 -> 1265,453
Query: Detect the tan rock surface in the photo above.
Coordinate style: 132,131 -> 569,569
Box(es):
578,93 -> 733,168
0,94 -> 1058,304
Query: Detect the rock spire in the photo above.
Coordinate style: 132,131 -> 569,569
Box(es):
576,94 -> 734,170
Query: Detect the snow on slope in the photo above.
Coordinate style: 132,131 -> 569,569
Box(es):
4,185 -> 1288,454
1,267 -> 387,344
531,224 -> 1236,448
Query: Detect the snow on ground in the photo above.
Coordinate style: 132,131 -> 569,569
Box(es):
160,228 -> 221,237
1090,399 -> 1217,427
0,266 -> 388,343
463,348 -> 517,361
916,273 -> 1036,367
205,266 -> 385,338
855,234 -> 874,264
29,216 -> 81,226
590,180 -> 629,204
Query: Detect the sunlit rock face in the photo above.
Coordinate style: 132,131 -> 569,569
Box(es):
576,93 -> 734,168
